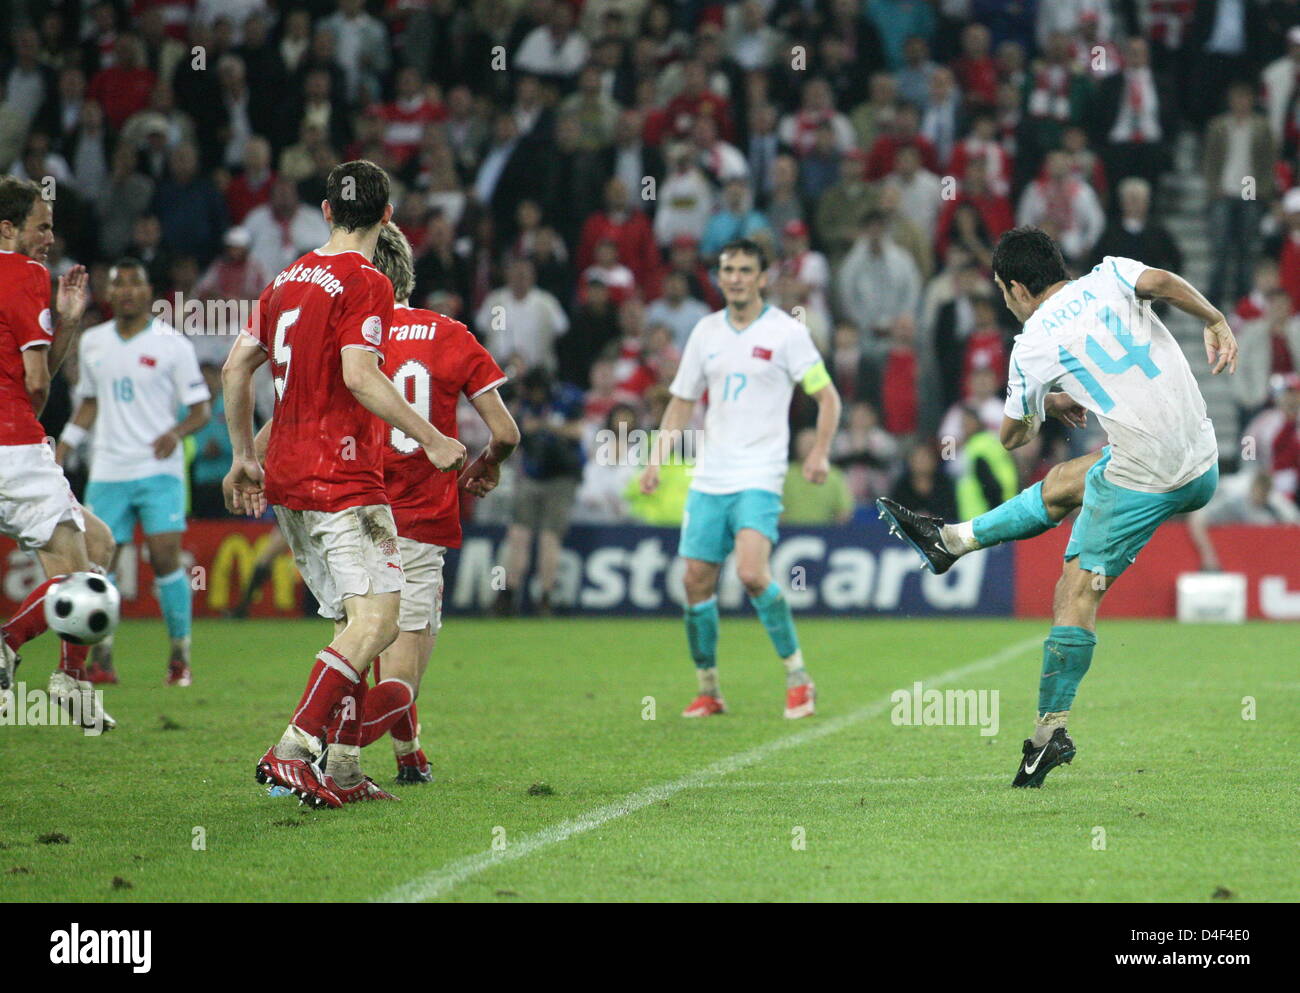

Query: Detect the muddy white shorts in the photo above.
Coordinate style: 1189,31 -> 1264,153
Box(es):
397,537 -> 445,633
0,442 -> 86,552
273,504 -> 404,621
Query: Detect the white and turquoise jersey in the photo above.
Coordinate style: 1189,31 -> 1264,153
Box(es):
1005,256 -> 1217,493
77,318 -> 210,482
670,303 -> 824,495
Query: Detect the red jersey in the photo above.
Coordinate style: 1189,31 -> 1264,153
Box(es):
382,304 -> 505,547
0,251 -> 54,446
251,250 -> 394,512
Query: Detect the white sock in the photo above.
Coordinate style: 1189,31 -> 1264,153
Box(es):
942,521 -> 980,554
277,723 -> 322,760
782,650 -> 810,687
697,666 -> 720,696
325,743 -> 362,786
1031,712 -> 1068,748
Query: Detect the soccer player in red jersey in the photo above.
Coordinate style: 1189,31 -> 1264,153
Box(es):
222,161 -> 466,808
360,223 -> 518,783
0,177 -> 118,733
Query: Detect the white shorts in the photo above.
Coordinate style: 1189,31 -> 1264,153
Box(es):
397,537 -> 446,633
0,443 -> 85,552
273,504 -> 404,621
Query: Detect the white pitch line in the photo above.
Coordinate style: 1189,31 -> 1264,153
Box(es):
375,635 -> 1041,903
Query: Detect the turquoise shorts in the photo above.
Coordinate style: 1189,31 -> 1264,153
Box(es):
1065,447 -> 1218,578
84,475 -> 187,543
679,488 -> 782,564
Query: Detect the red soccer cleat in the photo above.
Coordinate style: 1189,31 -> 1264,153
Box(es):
682,694 -> 727,718
165,660 -> 192,686
783,681 -> 816,719
322,775 -> 399,803
255,746 -> 341,809
85,662 -> 119,684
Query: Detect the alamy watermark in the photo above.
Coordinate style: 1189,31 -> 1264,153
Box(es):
0,681 -> 107,736
592,423 -> 704,466
890,682 -> 1000,737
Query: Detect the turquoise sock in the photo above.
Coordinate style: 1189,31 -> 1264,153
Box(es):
1038,626 -> 1096,716
155,568 -> 192,640
749,581 -> 799,659
684,597 -> 719,669
972,481 -> 1059,548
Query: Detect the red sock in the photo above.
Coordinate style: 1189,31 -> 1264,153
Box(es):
59,641 -> 88,681
324,675 -> 367,746
392,700 -> 418,744
291,647 -> 360,739
358,679 -> 414,747
2,576 -> 61,650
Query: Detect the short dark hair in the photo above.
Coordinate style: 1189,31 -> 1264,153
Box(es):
325,159 -> 390,233
108,256 -> 149,282
719,237 -> 767,270
0,177 -> 41,230
991,226 -> 1067,297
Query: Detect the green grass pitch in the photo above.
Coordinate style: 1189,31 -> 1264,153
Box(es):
1,616 -> 1296,902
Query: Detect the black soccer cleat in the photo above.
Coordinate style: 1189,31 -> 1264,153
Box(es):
875,498 -> 958,575
1012,727 -> 1076,788
394,763 -> 434,785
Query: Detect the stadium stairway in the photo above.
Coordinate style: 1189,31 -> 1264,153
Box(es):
1161,130 -> 1240,466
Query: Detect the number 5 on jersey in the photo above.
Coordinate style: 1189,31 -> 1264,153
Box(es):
271,307 -> 299,401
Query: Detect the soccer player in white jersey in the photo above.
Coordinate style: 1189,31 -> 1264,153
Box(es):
878,227 -> 1238,787
57,259 -> 211,686
642,238 -> 841,718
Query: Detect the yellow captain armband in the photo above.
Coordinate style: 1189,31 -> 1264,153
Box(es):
800,360 -> 831,395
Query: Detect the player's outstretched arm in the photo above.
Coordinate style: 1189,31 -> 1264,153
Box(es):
460,388 -> 521,498
641,394 -> 696,494
55,397 -> 97,465
340,347 -> 466,470
1134,268 -> 1238,375
222,334 -> 268,516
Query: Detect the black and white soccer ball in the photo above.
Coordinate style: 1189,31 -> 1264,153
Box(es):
44,572 -> 121,645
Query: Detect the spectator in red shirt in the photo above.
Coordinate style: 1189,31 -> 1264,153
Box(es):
663,59 -> 734,142
875,313 -> 920,436
947,110 -> 1013,195
224,135 -> 274,224
1279,189 -> 1300,312
935,157 -> 1014,262
576,177 -> 661,286
865,103 -> 940,180
87,33 -> 156,131
953,22 -> 998,107
371,66 -> 446,168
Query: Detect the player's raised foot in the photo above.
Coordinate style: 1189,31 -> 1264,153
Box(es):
47,670 -> 116,733
784,681 -> 816,719
255,745 -> 341,809
394,750 -> 433,785
323,775 -> 399,803
1012,727 -> 1076,788
875,498 -> 958,575
682,693 -> 727,718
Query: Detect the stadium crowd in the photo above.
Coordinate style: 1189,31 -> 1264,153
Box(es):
5,0 -> 1300,543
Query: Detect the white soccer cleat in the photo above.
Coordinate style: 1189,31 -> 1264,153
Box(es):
0,638 -> 18,720
48,670 -> 117,733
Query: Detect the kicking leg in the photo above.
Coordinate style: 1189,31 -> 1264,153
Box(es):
878,451 -> 1102,574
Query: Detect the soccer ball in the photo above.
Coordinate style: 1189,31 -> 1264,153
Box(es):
44,572 -> 121,645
